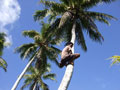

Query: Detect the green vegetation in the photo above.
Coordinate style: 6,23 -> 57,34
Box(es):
108,55 -> 120,65
21,64 -> 56,90
0,32 -> 7,72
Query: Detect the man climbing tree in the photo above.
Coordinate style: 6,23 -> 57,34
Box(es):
59,42 -> 80,68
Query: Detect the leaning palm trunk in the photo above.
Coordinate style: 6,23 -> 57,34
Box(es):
58,22 -> 76,90
11,54 -> 37,90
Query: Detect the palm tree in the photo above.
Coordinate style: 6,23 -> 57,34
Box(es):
34,0 -> 117,89
11,23 -> 61,90
21,63 -> 56,90
0,32 -> 7,72
108,55 -> 120,66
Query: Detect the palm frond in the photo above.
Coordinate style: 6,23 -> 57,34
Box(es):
81,0 -> 116,9
40,0 -> 66,13
15,43 -> 38,59
30,82 -> 36,90
45,46 -> 60,66
45,18 -> 65,44
79,15 -> 104,43
101,0 -> 116,3
41,22 -> 50,39
34,9 -> 49,21
48,14 -> 56,23
79,12 -> 104,39
85,11 -> 117,25
22,30 -> 40,39
21,76 -> 33,90
0,57 -> 7,72
34,0 -> 66,22
43,73 -> 56,81
89,29 -> 103,43
39,79 -> 49,90
108,55 -> 120,66
59,0 -> 69,6
0,43 -> 4,56
0,32 -> 6,56
36,54 -> 48,71
76,20 -> 87,51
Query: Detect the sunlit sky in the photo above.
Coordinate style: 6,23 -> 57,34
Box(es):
0,0 -> 120,90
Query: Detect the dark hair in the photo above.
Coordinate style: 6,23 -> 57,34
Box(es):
65,42 -> 73,46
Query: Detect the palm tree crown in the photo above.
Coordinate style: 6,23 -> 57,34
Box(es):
34,0 -> 116,51
21,63 -> 56,90
15,23 -> 61,66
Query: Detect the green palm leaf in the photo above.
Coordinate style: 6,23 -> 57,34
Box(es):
22,30 -> 40,39
0,57 -> 7,72
15,43 -> 38,59
34,0 -> 66,22
43,73 -> 56,80
40,0 -> 66,13
0,32 -> 6,56
76,20 -> 87,51
81,0 -> 116,9
85,11 -> 117,25
79,15 -> 104,43
34,9 -> 49,21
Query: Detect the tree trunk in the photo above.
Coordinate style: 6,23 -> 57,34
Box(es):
11,55 -> 36,90
58,22 -> 76,90
33,83 -> 37,90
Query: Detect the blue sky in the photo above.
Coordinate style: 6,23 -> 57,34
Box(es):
0,0 -> 120,90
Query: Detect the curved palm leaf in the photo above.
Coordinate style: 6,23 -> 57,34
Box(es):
40,0 -> 66,13
84,11 -> 117,25
34,0 -> 66,22
79,15 -> 104,43
43,73 -> 56,80
76,20 -> 87,51
0,57 -> 7,72
22,30 -> 40,39
15,43 -> 38,59
34,9 -> 49,21
81,0 -> 116,9
108,55 -> 120,66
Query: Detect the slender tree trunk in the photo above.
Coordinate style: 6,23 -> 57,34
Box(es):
58,21 -> 76,90
11,55 -> 36,90
33,83 -> 37,90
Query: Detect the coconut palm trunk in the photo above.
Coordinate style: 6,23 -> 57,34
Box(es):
11,54 -> 36,90
58,21 -> 76,90
33,83 -> 37,90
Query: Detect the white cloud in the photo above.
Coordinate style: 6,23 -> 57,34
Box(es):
0,0 -> 21,44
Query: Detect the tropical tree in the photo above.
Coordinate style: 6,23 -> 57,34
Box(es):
108,55 -> 120,66
0,32 -> 7,72
21,63 -> 56,90
34,0 -> 117,89
11,23 -> 61,90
